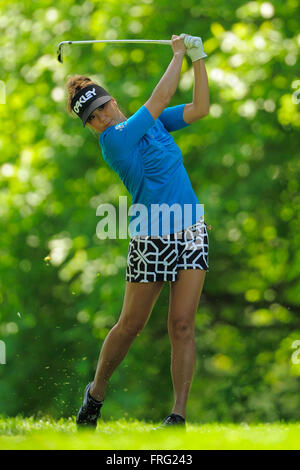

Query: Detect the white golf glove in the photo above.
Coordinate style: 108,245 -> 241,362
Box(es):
180,33 -> 207,61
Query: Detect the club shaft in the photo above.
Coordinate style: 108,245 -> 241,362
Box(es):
58,39 -> 172,46
57,37 -> 201,63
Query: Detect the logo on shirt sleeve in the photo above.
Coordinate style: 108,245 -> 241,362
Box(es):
115,121 -> 127,131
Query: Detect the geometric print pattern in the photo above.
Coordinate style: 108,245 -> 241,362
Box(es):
126,216 -> 209,283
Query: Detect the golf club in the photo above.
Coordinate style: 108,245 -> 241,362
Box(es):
57,37 -> 202,63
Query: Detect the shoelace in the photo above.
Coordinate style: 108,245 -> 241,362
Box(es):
82,397 -> 103,417
165,416 -> 177,424
85,401 -> 102,412
164,414 -> 184,424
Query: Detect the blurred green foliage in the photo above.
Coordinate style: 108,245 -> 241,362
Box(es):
0,0 -> 300,423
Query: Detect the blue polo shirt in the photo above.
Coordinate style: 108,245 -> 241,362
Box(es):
99,104 -> 204,236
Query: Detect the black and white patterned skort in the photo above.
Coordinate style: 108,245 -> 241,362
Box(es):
126,216 -> 209,283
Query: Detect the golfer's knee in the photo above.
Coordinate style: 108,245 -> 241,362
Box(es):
169,319 -> 194,341
117,318 -> 144,338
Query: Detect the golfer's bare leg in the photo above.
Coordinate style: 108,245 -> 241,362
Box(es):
168,269 -> 206,419
90,280 -> 165,401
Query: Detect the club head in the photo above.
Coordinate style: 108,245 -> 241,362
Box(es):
57,45 -> 63,63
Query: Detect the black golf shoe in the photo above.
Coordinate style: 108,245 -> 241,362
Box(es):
155,413 -> 186,430
76,382 -> 104,429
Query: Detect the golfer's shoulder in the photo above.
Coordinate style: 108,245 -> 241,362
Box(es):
100,124 -> 128,155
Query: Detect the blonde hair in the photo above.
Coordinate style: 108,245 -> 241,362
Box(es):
65,74 -> 97,115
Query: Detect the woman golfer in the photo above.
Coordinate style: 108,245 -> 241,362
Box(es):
66,34 -> 210,429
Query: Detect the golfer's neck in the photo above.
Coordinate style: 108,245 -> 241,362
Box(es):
117,110 -> 127,122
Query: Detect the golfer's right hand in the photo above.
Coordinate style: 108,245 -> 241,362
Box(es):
171,35 -> 186,55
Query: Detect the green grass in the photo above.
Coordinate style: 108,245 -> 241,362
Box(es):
0,416 -> 299,450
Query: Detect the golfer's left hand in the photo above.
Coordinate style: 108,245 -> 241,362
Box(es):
180,33 -> 207,61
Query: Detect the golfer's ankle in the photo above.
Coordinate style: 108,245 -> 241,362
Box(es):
89,382 -> 105,402
172,405 -> 186,419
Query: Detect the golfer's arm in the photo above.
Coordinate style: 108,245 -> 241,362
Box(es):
183,59 -> 210,123
145,52 -> 185,120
